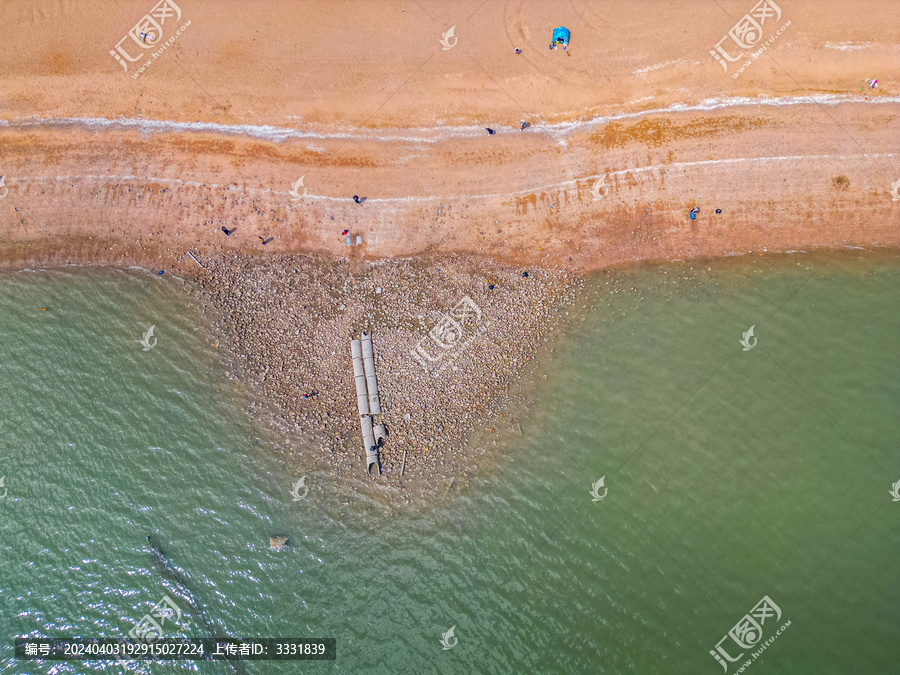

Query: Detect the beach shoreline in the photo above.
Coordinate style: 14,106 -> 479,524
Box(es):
2,0 -> 898,494
2,95 -> 897,278
8,244 -> 897,502
3,98 -> 898,495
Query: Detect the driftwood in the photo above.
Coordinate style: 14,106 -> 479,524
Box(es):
186,251 -> 205,268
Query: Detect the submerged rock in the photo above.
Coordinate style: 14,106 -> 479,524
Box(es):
269,535 -> 290,551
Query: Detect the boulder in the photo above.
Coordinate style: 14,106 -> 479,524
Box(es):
269,535 -> 290,551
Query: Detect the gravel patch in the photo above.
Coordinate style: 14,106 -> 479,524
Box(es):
192,252 -> 584,501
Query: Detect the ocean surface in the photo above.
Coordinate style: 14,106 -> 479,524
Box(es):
0,251 -> 898,674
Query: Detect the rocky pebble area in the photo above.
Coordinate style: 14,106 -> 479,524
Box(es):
191,252 -> 584,502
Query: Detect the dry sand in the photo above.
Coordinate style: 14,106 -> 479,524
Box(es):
2,0 -> 898,272
1,0 -> 898,491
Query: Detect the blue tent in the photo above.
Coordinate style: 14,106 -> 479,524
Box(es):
551,26 -> 570,50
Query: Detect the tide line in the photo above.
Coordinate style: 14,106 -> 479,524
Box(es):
11,152 -> 895,203
2,94 -> 897,145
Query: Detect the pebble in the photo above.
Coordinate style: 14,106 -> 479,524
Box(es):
193,252 -> 583,491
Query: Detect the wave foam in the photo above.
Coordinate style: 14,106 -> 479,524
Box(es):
2,94 -> 898,145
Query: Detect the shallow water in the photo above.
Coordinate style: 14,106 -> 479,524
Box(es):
0,252 -> 898,673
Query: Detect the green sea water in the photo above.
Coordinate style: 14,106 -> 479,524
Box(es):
0,251 -> 898,674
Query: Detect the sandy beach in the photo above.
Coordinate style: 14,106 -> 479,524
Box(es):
1,0 -> 898,487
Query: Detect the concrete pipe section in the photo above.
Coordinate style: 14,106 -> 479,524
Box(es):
361,333 -> 381,414
351,339 -> 370,417
351,336 -> 383,475
361,415 -> 379,475
365,445 -> 380,475
374,423 -> 387,446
